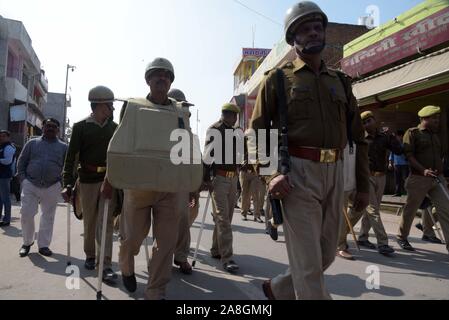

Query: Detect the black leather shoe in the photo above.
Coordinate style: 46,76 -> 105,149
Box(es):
422,235 -> 443,244
357,240 -> 376,249
84,258 -> 96,270
38,247 -> 53,257
267,221 -> 278,241
254,217 -> 264,223
0,221 -> 10,227
174,260 -> 193,275
102,268 -> 118,285
415,223 -> 424,232
19,243 -> 34,257
122,273 -> 137,293
223,260 -> 239,273
396,238 -> 415,251
262,280 -> 276,300
378,245 -> 395,255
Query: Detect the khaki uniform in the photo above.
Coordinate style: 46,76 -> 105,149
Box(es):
62,116 -> 118,266
354,131 -> 402,245
250,58 -> 369,299
337,191 -> 356,251
338,129 -> 402,249
264,191 -> 273,229
398,125 -> 449,250
338,180 -> 389,250
80,182 -> 117,266
421,207 -> 438,238
119,190 -> 184,300
205,120 -> 240,264
239,170 -> 265,218
174,192 -> 200,263
257,179 -> 267,215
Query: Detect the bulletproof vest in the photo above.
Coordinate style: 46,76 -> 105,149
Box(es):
107,98 -> 202,192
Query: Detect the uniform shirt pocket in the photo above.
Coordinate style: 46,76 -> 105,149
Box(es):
329,92 -> 347,122
288,86 -> 313,120
416,136 -> 432,152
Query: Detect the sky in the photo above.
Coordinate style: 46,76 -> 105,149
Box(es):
0,0 -> 424,141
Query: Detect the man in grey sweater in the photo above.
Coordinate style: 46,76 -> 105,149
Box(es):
17,118 -> 68,257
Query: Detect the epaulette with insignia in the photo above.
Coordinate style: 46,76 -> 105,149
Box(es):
211,121 -> 222,129
264,62 -> 294,76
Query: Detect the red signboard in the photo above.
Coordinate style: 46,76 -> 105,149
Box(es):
342,6 -> 449,78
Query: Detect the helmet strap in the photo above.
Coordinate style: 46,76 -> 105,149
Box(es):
294,40 -> 325,55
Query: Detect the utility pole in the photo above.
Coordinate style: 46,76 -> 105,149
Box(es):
24,75 -> 31,146
196,109 -> 200,136
252,25 -> 256,48
23,73 -> 38,146
63,64 -> 76,141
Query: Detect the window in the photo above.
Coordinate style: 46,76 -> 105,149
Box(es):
6,50 -> 20,79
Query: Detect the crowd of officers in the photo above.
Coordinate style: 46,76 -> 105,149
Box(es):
1,1 -> 449,301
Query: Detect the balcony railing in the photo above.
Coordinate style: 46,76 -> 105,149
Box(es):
39,72 -> 48,93
5,77 -> 28,103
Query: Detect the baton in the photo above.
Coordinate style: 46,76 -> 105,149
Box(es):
96,199 -> 110,300
192,192 -> 211,268
344,207 -> 360,251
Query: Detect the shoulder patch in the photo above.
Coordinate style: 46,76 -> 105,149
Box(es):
264,62 -> 294,76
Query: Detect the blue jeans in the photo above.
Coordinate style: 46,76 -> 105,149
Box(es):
0,178 -> 12,223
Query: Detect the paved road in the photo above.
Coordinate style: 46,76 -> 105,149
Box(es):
0,194 -> 448,300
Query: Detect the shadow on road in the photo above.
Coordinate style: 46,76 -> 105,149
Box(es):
349,234 -> 449,281
190,220 -> 285,239
326,273 -> 404,298
0,224 -> 22,238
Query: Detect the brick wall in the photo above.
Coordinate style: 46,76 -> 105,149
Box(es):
323,23 -> 369,69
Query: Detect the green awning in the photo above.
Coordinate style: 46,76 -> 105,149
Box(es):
352,48 -> 449,106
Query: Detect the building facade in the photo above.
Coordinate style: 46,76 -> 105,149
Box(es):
0,16 -> 48,148
42,92 -> 68,139
342,0 -> 449,157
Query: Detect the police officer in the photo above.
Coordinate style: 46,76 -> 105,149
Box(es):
118,58 -> 185,299
397,106 -> 449,252
168,88 -> 198,275
62,86 -> 118,284
337,111 -> 401,259
249,1 -> 370,299
240,131 -> 265,223
204,103 -> 242,273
